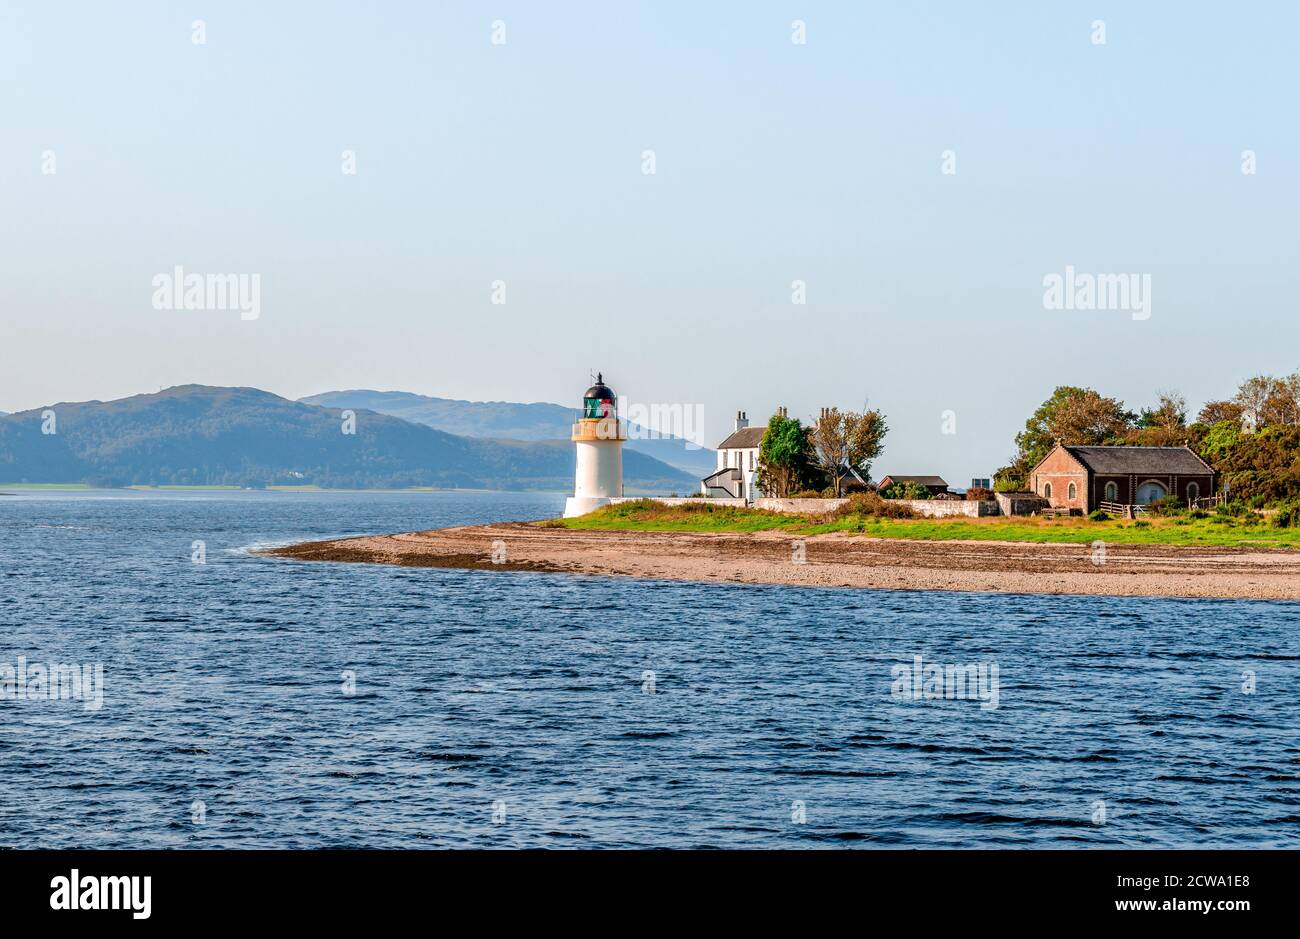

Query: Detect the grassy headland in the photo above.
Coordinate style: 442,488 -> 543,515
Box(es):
547,498 -> 1300,548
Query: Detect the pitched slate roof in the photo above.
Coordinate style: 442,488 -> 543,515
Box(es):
879,474 -> 948,487
716,426 -> 765,450
1061,445 -> 1213,475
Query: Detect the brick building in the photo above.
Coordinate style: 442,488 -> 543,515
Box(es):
1028,444 -> 1216,514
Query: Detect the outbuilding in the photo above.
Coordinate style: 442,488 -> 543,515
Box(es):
1028,444 -> 1216,514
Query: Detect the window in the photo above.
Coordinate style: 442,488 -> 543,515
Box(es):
1188,482 -> 1199,503
1105,482 -> 1118,502
1043,482 -> 1052,499
1068,482 -> 1076,500
749,451 -> 754,471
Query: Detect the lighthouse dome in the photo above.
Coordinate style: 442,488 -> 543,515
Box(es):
581,373 -> 617,420
584,372 -> 615,401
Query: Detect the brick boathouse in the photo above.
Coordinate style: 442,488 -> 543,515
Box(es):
1028,444 -> 1216,514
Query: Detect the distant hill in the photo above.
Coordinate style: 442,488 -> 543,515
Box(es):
301,389 -> 717,477
0,386 -> 697,492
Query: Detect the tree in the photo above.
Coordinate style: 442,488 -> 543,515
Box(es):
1233,375 -> 1275,431
1198,399 -> 1244,426
757,413 -> 811,497
809,407 -> 889,495
1137,391 -> 1187,429
1262,373 -> 1300,427
1130,391 -> 1188,447
996,386 -> 1135,486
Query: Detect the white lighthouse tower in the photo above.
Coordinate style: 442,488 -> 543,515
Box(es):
563,373 -> 626,518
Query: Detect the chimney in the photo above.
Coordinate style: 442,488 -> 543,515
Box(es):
735,410 -> 749,432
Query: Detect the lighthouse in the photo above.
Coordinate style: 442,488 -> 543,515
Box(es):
563,373 -> 626,518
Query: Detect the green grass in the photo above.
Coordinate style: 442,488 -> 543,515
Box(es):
547,499 -> 1300,548
543,499 -> 807,533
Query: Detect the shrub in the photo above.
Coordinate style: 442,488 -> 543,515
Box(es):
1272,501 -> 1300,529
1189,508 -> 1210,520
791,489 -> 823,499
878,480 -> 933,500
1087,509 -> 1110,521
965,487 -> 994,501
1145,495 -> 1185,516
842,480 -> 874,495
1133,520 -> 1151,528
825,492 -> 918,520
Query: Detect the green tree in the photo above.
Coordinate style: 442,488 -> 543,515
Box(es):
757,413 -> 812,497
995,386 -> 1135,487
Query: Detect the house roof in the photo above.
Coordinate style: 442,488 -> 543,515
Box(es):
1060,445 -> 1214,476
716,426 -> 765,450
879,474 -> 948,487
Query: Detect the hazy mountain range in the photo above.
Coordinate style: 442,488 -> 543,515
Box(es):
300,389 -> 716,476
0,386 -> 698,492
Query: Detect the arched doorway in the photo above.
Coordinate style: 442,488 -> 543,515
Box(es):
1134,480 -> 1167,505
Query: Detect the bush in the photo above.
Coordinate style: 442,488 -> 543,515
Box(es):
791,489 -> 823,499
965,487 -> 994,501
1272,501 -> 1300,528
1133,520 -> 1151,528
825,492 -> 918,520
1189,508 -> 1210,520
1145,495 -> 1185,516
878,480 -> 933,500
842,480 -> 874,495
1088,509 -> 1110,521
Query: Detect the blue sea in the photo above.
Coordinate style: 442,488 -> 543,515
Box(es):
0,489 -> 1297,848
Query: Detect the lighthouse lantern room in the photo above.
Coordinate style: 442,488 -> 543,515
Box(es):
563,373 -> 626,518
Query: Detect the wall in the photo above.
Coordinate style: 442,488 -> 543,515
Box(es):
901,499 -> 1000,518
608,496 -> 1001,517
1092,473 -> 1215,505
1030,447 -> 1088,512
995,492 -> 1048,516
606,497 -> 749,508
753,498 -> 846,514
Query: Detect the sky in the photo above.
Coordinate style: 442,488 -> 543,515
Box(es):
2,1 -> 1297,484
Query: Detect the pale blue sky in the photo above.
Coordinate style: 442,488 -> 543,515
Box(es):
2,1 -> 1296,482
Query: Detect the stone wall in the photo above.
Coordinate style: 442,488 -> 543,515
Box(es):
607,497 -> 749,508
995,492 -> 1049,516
609,496 -> 1002,517
752,498 -> 847,514
901,499 -> 1000,518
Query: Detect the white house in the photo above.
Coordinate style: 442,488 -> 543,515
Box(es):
700,410 -> 764,499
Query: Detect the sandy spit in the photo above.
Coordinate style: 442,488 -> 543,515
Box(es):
260,522 -> 1300,601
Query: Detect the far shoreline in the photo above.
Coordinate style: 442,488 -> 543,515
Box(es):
262,521 -> 1300,602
